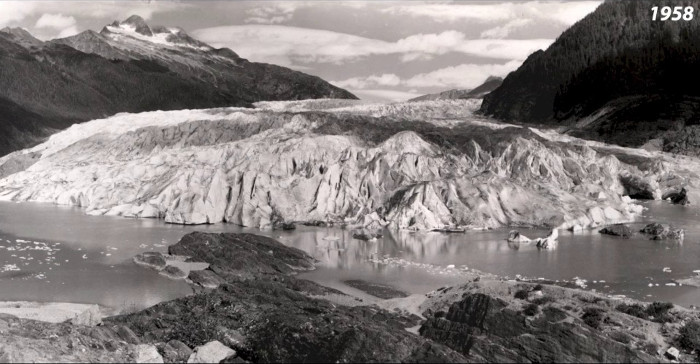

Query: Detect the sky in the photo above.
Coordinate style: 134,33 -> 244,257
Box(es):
0,0 -> 602,102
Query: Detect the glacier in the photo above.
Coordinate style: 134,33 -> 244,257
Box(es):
0,99 -> 695,231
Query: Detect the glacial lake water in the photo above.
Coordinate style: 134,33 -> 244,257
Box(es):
0,200 -> 698,313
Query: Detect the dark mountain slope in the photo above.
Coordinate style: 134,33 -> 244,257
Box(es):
0,16 -> 355,156
409,76 -> 503,102
481,0 -> 700,154
0,27 -> 43,48
52,16 -> 355,103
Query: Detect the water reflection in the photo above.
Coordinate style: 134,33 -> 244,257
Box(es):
0,200 -> 698,310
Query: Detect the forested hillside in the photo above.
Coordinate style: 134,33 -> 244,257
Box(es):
481,0 -> 700,154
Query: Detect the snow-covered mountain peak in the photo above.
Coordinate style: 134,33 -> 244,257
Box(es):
101,15 -> 211,50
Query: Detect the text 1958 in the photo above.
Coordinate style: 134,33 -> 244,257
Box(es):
651,6 -> 694,21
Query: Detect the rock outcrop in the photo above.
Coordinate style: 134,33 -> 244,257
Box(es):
599,224 -> 634,239
187,341 -> 236,363
663,187 -> 691,206
112,232 -> 468,362
639,223 -> 684,241
417,279 -> 693,363
0,99 -> 680,231
0,301 -> 102,326
119,232 -> 695,363
0,315 -> 162,362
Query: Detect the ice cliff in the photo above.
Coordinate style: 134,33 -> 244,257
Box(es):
0,99 -> 691,231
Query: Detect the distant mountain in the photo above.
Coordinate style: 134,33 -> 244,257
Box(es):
0,16 -> 355,156
409,76 -> 502,102
481,0 -> 700,155
0,27 -> 43,48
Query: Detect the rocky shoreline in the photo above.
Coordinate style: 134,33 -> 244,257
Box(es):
2,231 -> 700,363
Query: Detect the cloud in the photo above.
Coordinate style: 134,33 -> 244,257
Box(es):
481,19 -> 533,39
0,2 -> 38,27
35,14 -> 76,29
333,61 -> 520,93
381,1 -> 602,25
333,74 -> 401,89
56,26 -> 80,39
192,25 -> 553,66
245,3 -> 298,24
403,61 -> 521,89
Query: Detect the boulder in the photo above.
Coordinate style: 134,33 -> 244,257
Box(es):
352,229 -> 383,241
159,265 -> 188,280
160,340 -> 193,363
187,341 -> 236,363
640,223 -> 667,236
665,346 -> 680,361
69,304 -> 102,326
273,222 -> 296,231
663,187 -> 690,205
115,325 -> 141,344
134,344 -> 164,363
599,224 -> 633,238
188,269 -> 223,289
133,252 -> 167,271
640,223 -> 684,241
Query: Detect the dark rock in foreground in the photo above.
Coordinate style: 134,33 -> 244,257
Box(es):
112,232 -> 466,362
420,292 -> 656,363
599,224 -> 634,238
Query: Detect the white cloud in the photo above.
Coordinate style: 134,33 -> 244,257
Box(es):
35,14 -> 76,29
245,3 -> 298,24
56,25 -> 80,39
381,1 -> 602,25
192,25 -> 553,66
402,61 -> 521,89
481,19 -> 533,39
333,61 -> 520,92
333,74 -> 401,89
0,1 -> 38,27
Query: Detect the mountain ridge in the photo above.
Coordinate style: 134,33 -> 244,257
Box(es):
0,16 -> 356,157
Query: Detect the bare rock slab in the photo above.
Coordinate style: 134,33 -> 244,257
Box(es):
0,301 -> 102,326
187,341 -> 236,363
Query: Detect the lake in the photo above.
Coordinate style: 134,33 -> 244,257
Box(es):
0,200 -> 698,313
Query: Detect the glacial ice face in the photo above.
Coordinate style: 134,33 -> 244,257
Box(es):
0,99 -> 676,230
